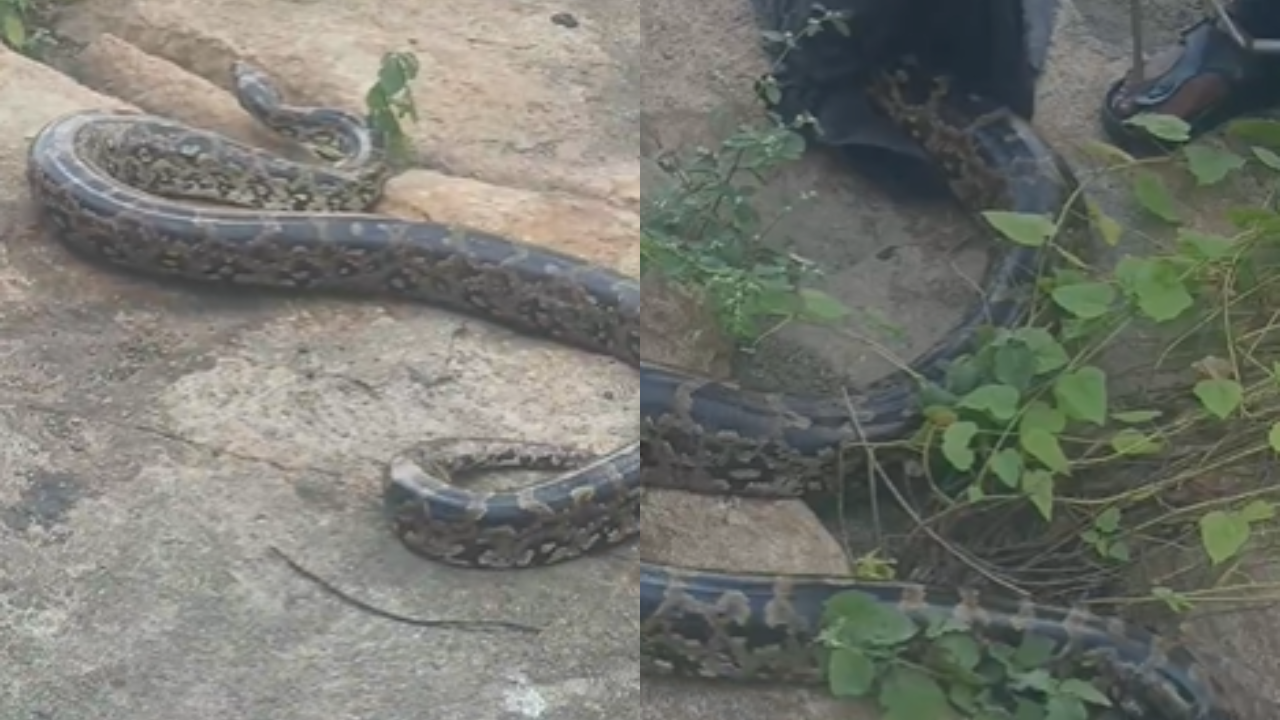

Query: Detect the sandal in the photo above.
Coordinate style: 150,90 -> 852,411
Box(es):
1100,14 -> 1280,155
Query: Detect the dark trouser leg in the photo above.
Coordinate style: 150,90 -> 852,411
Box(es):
1232,0 -> 1280,34
1100,0 -> 1280,153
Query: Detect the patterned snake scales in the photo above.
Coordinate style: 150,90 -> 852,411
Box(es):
23,62 -> 1237,719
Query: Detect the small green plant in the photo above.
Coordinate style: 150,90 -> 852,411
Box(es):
364,50 -> 421,162
2,0 -> 35,51
910,112 -> 1280,582
641,120 -> 850,340
1080,506 -> 1130,563
654,13 -> 1280,714
0,0 -> 68,58
640,7 -> 855,343
820,591 -> 1114,720
637,5 -> 1280,712
812,107 -> 1280,714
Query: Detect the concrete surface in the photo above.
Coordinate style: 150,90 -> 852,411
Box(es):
0,1 -> 638,718
0,0 -> 1277,719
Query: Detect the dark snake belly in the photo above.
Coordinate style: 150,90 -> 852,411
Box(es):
22,62 -> 1237,719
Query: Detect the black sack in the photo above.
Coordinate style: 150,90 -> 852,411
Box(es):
750,0 -> 1061,195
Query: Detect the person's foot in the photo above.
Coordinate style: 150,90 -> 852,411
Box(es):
1101,13 -> 1280,154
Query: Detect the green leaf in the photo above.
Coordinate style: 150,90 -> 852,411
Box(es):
1126,113 -> 1192,142
1020,400 -> 1066,435
928,614 -> 972,639
1021,468 -> 1055,520
964,481 -> 989,504
1080,140 -> 1136,166
1110,428 -> 1164,456
958,384 -> 1021,422
759,30 -> 790,46
822,590 -> 877,626
1095,506 -> 1122,533
1059,316 -> 1098,342
1050,282 -> 1115,319
1086,200 -> 1124,246
776,128 -> 807,159
942,421 -> 978,471
756,77 -> 782,105
1152,586 -> 1195,613
377,61 -> 411,95
1199,510 -> 1251,565
1020,429 -> 1070,474
982,211 -> 1057,247
1268,422 -> 1280,454
1014,696 -> 1045,720
797,288 -> 851,322
1053,366 -> 1108,426
988,448 -> 1023,489
1112,409 -> 1162,424
1,11 -> 25,49
823,591 -> 919,647
1193,378 -> 1243,419
1058,678 -> 1113,707
945,356 -> 982,395
1115,256 -> 1194,322
1044,695 -> 1090,720
1012,668 -> 1055,695
993,342 -> 1038,391
1226,117 -> 1280,149
827,647 -> 877,698
932,632 -> 982,672
1012,632 -> 1059,670
858,607 -> 921,647
879,666 -> 951,720
1132,170 -> 1180,223
1240,500 -> 1275,523
1176,230 -> 1236,260
1183,145 -> 1245,185
1108,541 -> 1132,562
752,287 -> 802,319
1252,146 -> 1280,172
987,643 -> 1014,666
946,683 -> 979,716
1227,207 -> 1280,235
1014,327 -> 1069,374
923,406 -> 959,428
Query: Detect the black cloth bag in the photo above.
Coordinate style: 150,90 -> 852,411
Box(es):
751,0 -> 1062,195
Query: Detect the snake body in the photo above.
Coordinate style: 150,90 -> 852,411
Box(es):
23,63 -> 1236,719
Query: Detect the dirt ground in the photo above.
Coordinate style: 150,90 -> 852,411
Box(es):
0,0 -> 1277,719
